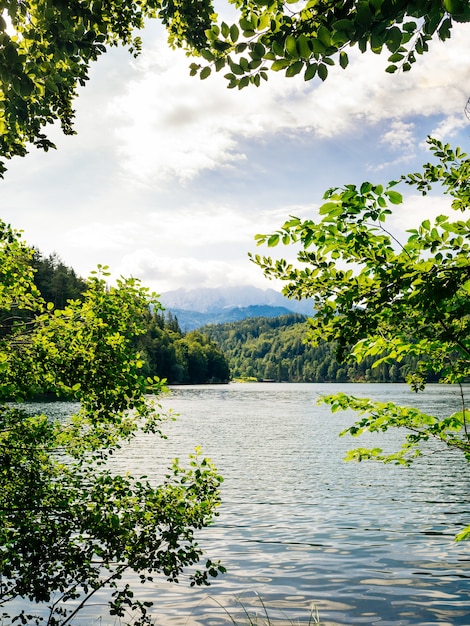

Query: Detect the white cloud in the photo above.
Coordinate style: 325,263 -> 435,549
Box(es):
2,16 -> 468,293
389,194 -> 453,233
116,249 -> 274,292
63,221 -> 143,251
430,114 -> 468,139
381,121 -> 416,151
105,23 -> 470,188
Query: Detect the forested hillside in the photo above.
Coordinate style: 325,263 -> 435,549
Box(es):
19,252 -> 230,386
25,253 -> 439,386
31,250 -> 87,308
202,314 -> 432,384
137,311 -> 230,384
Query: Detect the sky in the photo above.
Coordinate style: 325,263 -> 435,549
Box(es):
1,14 -> 470,295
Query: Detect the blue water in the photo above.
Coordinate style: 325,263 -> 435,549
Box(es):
9,383 -> 470,624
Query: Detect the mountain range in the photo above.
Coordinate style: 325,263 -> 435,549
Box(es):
159,286 -> 314,330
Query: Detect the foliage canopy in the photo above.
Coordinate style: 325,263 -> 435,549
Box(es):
1,0 -> 469,172
191,0 -> 470,88
0,220 -> 225,624
0,0 -> 216,174
251,137 -> 470,539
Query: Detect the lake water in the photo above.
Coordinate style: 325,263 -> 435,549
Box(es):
13,383 -> 470,624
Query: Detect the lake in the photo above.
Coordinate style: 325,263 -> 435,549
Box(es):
15,383 -> 470,624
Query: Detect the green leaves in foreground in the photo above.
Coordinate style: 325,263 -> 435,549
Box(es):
189,0 -> 470,88
250,137 -> 470,540
0,220 -> 224,624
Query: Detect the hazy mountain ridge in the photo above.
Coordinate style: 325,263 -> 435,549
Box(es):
160,286 -> 314,318
166,305 -> 295,331
158,286 -> 315,330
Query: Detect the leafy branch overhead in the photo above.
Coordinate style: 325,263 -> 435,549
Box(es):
0,1 -> 469,173
0,0 -> 217,175
190,0 -> 470,87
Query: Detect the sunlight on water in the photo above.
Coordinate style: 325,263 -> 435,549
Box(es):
13,384 -> 470,624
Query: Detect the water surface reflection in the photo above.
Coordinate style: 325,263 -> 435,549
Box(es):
23,384 -> 470,624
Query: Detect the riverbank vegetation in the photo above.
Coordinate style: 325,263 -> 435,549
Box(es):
17,250 -> 230,389
138,311 -> 230,384
0,221 -> 225,625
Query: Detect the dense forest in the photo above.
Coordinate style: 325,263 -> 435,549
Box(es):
21,252 -> 230,386
202,314 -> 438,384
25,252 -> 440,386
138,310 -> 230,384
31,250 -> 88,307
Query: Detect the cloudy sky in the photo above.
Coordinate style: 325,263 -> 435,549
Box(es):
2,15 -> 469,295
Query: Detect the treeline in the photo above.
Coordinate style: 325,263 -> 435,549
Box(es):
24,252 -> 230,385
31,250 -> 87,308
202,314 -> 437,383
137,311 -> 230,383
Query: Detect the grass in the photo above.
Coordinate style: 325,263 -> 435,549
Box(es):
211,594 -> 323,625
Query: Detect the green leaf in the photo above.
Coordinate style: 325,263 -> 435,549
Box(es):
239,18 -> 253,31
332,19 -> 355,34
384,190 -> 403,204
271,59 -> 290,71
385,26 -> 402,52
455,525 -> 470,541
310,39 -> 326,54
304,63 -> 318,80
285,35 -> 298,58
438,17 -> 452,39
200,48 -> 215,62
200,66 -> 211,80
251,42 -> 266,60
286,60 -> 303,77
235,42 -> 248,53
317,25 -> 331,47
214,57 -> 225,72
339,51 -> 349,69
297,34 -> 311,59
229,61 -> 245,75
319,201 -> 342,216
229,23 -> 239,43
388,52 -> 404,62
213,40 -> 231,52
443,0 -> 464,14
317,63 -> 328,81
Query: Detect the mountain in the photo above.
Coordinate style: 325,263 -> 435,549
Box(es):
165,305 -> 295,331
158,286 -> 315,330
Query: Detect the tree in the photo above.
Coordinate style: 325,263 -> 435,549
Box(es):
136,313 -> 230,384
1,0 -> 469,173
0,0 -> 216,175
251,137 -> 470,539
193,0 -> 470,87
203,313 -> 414,382
30,250 -> 87,308
0,219 -> 225,625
